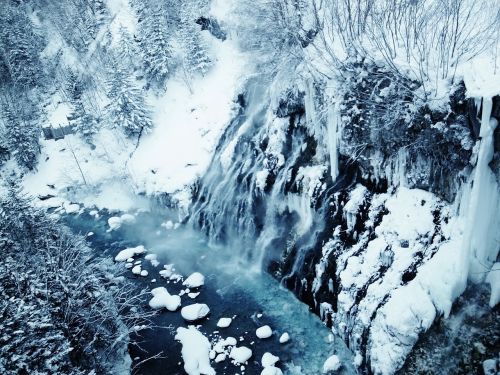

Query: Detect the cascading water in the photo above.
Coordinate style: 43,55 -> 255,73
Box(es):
190,69 -> 500,374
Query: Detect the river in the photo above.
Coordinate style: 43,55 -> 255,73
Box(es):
61,206 -> 356,375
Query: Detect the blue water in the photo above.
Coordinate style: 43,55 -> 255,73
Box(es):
62,208 -> 355,375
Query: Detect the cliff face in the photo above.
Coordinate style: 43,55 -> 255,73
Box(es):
190,63 -> 500,374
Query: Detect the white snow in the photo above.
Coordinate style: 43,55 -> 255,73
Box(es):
181,304 -> 210,321
217,317 -> 232,328
175,326 -> 215,375
229,346 -> 253,364
140,270 -> 148,277
256,325 -> 273,339
183,272 -> 205,288
131,265 -> 141,275
114,245 -> 146,262
148,287 -> 181,311
323,355 -> 341,373
128,36 -> 249,200
279,332 -> 290,344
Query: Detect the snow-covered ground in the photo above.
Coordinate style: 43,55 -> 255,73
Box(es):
19,0 -> 250,213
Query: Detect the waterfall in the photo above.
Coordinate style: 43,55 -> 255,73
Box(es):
458,97 -> 500,292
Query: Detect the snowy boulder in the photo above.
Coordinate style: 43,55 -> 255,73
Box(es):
140,270 -> 148,277
149,287 -> 181,311
261,367 -> 283,375
256,325 -> 273,339
224,337 -> 237,346
482,359 -> 498,375
181,303 -> 210,321
107,213 -> 136,231
229,346 -> 252,364
131,265 -> 142,275
175,326 -> 215,375
183,272 -> 205,288
261,352 -> 279,367
323,355 -> 341,373
115,245 -> 146,262
279,332 -> 290,343
217,317 -> 232,328
215,353 -> 226,363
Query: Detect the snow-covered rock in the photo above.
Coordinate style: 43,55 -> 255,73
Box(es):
148,287 -> 181,311
256,325 -> 272,339
279,332 -> 289,344
175,326 -> 215,375
229,346 -> 252,364
323,355 -> 341,373
131,265 -> 141,275
215,353 -> 227,363
217,317 -> 232,328
183,272 -> 205,288
115,245 -> 146,262
140,270 -> 148,277
261,352 -> 279,367
107,213 -> 136,231
181,303 -> 210,321
261,367 -> 283,375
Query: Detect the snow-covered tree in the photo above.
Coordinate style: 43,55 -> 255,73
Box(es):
134,1 -> 175,88
178,1 -> 213,77
0,4 -> 46,89
116,26 -> 140,69
0,96 -> 41,170
106,69 -> 153,137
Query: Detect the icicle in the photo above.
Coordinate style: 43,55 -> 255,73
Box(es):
458,97 -> 500,293
327,100 -> 340,182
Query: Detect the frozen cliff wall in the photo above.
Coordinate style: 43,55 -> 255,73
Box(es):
190,55 -> 500,374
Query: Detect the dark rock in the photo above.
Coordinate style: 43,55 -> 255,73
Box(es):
276,90 -> 305,118
196,17 -> 226,41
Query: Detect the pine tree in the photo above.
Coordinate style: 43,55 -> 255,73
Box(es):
179,1 -> 213,77
0,4 -> 46,89
107,69 -> 153,137
136,3 -> 174,88
117,26 -> 140,69
1,97 -> 41,170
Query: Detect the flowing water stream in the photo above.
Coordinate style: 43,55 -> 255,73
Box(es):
62,207 -> 356,375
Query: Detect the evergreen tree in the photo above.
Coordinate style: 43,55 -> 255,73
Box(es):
106,69 -> 153,137
136,2 -> 174,88
0,4 -> 46,89
179,1 -> 213,77
1,97 -> 41,170
117,26 -> 140,69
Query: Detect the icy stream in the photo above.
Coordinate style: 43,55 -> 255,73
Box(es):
62,208 -> 356,375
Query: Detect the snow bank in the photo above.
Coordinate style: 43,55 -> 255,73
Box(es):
181,304 -> 210,321
115,245 -> 145,262
128,35 -> 249,198
175,326 -> 215,375
148,287 -> 181,311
